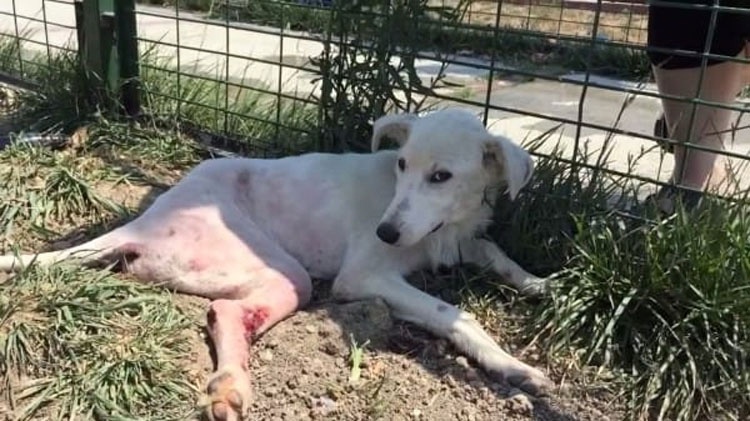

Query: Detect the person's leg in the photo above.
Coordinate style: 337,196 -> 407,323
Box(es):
653,51 -> 747,194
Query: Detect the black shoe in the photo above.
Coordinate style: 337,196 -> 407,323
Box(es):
644,185 -> 704,215
653,114 -> 674,154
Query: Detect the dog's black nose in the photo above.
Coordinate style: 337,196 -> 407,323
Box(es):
376,223 -> 400,244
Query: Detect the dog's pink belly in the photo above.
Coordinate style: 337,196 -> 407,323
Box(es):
122,157 -> 350,293
121,208 -> 284,297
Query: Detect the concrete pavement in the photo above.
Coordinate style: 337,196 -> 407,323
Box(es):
1,0 -> 748,190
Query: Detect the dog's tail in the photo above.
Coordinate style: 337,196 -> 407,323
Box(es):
0,228 -> 132,273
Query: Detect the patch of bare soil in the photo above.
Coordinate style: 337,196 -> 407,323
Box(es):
241,299 -> 623,421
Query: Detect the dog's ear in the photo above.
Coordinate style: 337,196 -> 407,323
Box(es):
371,113 -> 417,152
482,135 -> 534,200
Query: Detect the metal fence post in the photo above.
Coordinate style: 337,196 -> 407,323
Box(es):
81,0 -> 116,107
74,1 -> 85,60
116,0 -> 140,117
76,0 -> 139,117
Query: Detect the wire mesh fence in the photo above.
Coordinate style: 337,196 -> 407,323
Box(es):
0,0 -> 749,195
2,3 -> 750,419
0,0 -> 78,84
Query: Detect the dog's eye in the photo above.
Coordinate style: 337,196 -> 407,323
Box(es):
429,171 -> 452,183
397,158 -> 406,171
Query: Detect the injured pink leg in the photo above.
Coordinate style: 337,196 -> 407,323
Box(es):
204,270 -> 311,421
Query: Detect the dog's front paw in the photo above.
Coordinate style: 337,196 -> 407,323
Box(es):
492,363 -> 554,397
506,366 -> 554,397
518,275 -> 548,297
204,365 -> 252,421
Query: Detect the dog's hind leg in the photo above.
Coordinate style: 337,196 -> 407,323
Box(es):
204,256 -> 312,421
0,225 -> 137,272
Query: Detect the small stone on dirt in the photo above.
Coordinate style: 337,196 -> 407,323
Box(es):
320,341 -> 339,356
266,339 -> 279,349
455,356 -> 470,369
462,406 -> 477,421
264,386 -> 279,397
282,408 -> 296,419
259,349 -> 273,362
310,396 -> 337,417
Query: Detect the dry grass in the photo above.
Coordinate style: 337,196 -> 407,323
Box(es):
453,0 -> 648,44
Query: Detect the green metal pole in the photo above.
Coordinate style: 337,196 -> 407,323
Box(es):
74,0 -> 85,63
78,0 -> 139,117
80,0 -> 116,111
116,0 -> 140,117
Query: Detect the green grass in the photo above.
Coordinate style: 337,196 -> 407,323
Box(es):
0,141 -> 127,250
413,19 -> 650,79
348,335 -> 369,384
0,34 -> 22,74
484,134 -> 750,419
0,33 -> 100,135
138,48 -> 319,156
84,119 -> 202,174
139,0 -> 211,10
484,130 -> 750,420
530,198 -> 750,420
0,265 -> 200,421
0,33 -> 318,244
11,54 -> 99,135
491,140 -> 624,277
1,34 -> 318,156
0,47 -> 211,421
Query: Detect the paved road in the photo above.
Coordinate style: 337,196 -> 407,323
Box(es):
1,0 -> 748,189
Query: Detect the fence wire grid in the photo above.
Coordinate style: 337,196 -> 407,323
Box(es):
1,0 -> 749,196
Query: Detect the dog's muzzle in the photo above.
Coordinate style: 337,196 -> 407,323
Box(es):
376,222 -> 400,245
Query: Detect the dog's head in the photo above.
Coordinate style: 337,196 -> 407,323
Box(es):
371,108 -> 533,247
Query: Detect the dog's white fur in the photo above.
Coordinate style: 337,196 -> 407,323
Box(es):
0,108 -> 551,417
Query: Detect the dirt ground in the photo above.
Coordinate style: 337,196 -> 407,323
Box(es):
236,298 -> 623,421
172,290 -> 623,421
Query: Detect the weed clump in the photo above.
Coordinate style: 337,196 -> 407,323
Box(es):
531,198 -> 750,420
0,265 -> 199,420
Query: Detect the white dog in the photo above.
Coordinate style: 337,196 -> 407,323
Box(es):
0,108 -> 551,421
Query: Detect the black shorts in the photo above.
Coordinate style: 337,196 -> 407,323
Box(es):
647,0 -> 750,69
